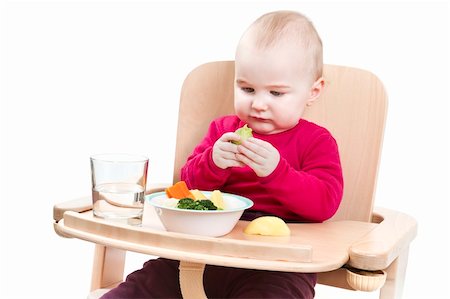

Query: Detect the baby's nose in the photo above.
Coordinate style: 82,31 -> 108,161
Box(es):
251,97 -> 268,110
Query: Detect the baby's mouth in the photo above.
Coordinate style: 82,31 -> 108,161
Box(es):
250,116 -> 269,122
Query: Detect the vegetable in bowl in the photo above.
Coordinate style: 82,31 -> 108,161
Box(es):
147,186 -> 254,237
177,198 -> 219,210
165,181 -> 225,210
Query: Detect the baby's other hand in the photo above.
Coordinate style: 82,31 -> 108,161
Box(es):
212,132 -> 245,169
236,137 -> 280,177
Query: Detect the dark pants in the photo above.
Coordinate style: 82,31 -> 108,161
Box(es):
100,258 -> 316,299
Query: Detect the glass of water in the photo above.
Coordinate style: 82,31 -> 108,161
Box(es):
90,153 -> 149,225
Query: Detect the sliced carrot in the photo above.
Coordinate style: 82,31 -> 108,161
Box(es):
165,181 -> 195,200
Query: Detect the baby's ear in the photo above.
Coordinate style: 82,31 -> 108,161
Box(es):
306,77 -> 325,106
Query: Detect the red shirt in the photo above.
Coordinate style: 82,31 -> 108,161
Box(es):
181,115 -> 343,222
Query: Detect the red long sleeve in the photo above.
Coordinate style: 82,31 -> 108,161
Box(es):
181,115 -> 343,222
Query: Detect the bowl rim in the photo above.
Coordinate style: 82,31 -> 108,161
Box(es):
146,191 -> 254,213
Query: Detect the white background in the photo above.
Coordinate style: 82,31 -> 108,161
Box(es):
1,1 -> 449,298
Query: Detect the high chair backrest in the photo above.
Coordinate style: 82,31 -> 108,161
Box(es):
173,61 -> 387,222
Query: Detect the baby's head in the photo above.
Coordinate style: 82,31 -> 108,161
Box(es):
242,11 -> 323,82
234,11 -> 324,134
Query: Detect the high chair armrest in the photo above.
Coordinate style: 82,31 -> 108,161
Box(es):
53,196 -> 92,238
348,207 -> 417,270
53,196 -> 92,223
53,183 -> 171,222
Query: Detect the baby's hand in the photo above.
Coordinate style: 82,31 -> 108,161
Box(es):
236,137 -> 280,177
212,132 -> 246,169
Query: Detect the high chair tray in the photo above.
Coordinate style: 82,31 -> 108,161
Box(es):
55,202 -> 377,273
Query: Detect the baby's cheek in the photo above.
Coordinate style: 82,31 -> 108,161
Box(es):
234,103 -> 245,116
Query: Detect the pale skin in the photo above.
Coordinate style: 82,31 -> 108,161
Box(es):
213,34 -> 324,177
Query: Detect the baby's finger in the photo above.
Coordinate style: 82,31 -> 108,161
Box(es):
238,146 -> 260,163
220,151 -> 240,160
220,132 -> 241,143
237,144 -> 264,165
228,160 -> 246,167
217,141 -> 240,154
220,156 -> 245,168
236,153 -> 258,169
241,138 -> 271,156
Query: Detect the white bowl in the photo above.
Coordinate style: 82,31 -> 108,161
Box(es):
146,191 -> 253,237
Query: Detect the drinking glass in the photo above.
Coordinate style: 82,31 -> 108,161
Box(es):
90,153 -> 149,225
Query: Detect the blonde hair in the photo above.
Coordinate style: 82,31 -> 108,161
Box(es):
240,11 -> 323,80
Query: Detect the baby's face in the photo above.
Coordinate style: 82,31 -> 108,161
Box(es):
234,40 -> 318,135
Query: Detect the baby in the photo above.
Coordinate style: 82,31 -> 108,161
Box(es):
102,10 -> 343,299
182,11 -> 342,223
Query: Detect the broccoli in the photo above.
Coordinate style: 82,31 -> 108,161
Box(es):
198,199 -> 218,210
176,198 -> 218,210
231,124 -> 253,145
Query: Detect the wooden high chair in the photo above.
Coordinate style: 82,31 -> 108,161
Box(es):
53,61 -> 417,299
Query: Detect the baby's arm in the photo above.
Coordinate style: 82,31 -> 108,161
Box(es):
181,120 -> 242,190
258,133 -> 343,222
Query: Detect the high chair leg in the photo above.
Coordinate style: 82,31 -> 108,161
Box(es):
379,245 -> 410,299
91,244 -> 126,291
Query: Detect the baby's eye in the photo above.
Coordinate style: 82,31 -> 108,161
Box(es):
270,91 -> 284,97
241,87 -> 255,93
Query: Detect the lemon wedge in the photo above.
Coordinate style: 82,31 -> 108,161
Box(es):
244,216 -> 291,236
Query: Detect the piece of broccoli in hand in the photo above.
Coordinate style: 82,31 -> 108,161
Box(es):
231,124 -> 253,145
